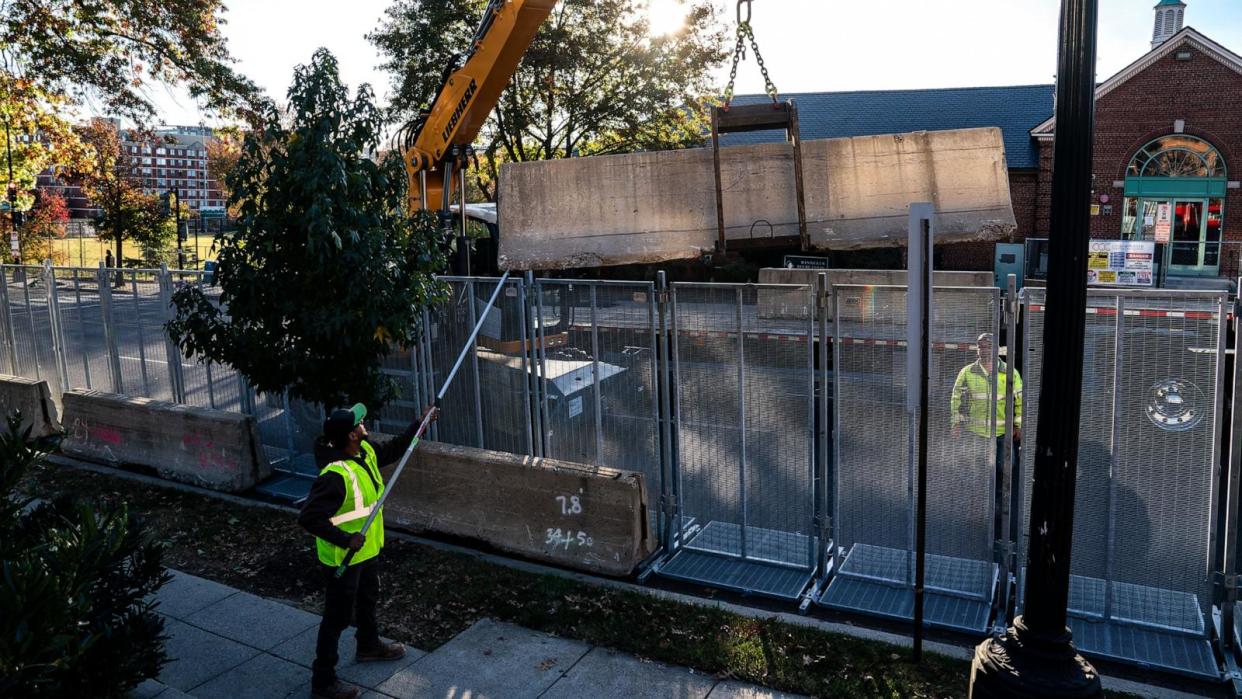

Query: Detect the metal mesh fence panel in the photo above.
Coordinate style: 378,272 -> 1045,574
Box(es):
51,268 -> 108,393
831,285 -> 1000,597
1019,288 -> 1223,637
6,266 -> 61,396
422,277 -> 530,454
671,283 -> 815,570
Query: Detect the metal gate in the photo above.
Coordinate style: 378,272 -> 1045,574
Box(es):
657,282 -> 818,600
1017,287 -> 1226,679
818,284 -> 1002,633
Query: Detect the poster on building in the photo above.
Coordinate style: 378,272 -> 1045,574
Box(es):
1087,240 -> 1155,286
1154,203 -> 1172,243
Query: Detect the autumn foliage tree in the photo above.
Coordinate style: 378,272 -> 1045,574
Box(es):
0,0 -> 264,125
168,50 -> 448,410
77,119 -> 175,272
17,189 -> 69,264
369,0 -> 727,198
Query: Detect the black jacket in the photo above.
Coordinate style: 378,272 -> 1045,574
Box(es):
296,423 -> 419,549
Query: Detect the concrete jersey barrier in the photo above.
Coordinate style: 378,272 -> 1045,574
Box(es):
0,375 -> 61,438
380,440 -> 653,577
60,389 -> 271,492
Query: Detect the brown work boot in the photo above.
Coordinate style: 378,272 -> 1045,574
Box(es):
356,640 -> 406,663
311,681 -> 361,699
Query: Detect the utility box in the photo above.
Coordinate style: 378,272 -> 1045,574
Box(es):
994,243 -> 1025,289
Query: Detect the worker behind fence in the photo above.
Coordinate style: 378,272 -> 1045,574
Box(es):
298,402 -> 432,699
951,333 -> 1023,532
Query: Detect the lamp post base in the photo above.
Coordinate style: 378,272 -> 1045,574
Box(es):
969,616 -> 1102,699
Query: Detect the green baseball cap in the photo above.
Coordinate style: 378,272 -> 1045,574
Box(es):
324,403 -> 367,441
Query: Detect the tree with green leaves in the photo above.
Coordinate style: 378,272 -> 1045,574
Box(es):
369,0 -> 727,198
0,0 -> 264,125
168,49 -> 448,410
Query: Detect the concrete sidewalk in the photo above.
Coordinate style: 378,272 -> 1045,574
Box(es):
133,570 -> 805,699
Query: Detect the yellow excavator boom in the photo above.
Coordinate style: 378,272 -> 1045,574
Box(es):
404,0 -> 557,213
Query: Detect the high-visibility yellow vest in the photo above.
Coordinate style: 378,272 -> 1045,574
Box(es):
951,361 -> 1023,438
315,441 -> 385,567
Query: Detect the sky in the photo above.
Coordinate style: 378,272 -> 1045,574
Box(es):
149,0 -> 1242,127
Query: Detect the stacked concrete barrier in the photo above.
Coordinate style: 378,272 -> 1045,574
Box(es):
0,375 -> 61,438
60,389 -> 271,492
757,268 -> 996,320
381,440 -> 653,577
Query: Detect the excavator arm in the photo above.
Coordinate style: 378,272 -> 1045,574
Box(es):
403,0 -> 557,214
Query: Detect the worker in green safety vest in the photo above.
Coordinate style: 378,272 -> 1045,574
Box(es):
298,402 -> 434,699
951,333 -> 1023,536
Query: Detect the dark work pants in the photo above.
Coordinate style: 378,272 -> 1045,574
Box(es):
312,557 -> 382,688
992,436 -> 1022,543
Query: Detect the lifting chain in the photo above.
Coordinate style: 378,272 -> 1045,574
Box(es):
722,0 -> 779,109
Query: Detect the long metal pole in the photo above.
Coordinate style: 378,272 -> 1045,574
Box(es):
336,271 -> 510,576
970,0 -> 1103,693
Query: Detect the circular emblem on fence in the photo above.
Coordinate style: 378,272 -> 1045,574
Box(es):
1145,379 -> 1205,432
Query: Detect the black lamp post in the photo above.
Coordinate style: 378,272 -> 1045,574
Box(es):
968,0 -> 1104,696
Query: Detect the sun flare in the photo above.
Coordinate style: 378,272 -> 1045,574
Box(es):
647,0 -> 689,37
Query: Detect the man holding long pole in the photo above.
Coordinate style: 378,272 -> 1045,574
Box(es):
298,402 -> 434,699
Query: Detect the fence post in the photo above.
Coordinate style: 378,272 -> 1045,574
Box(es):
655,272 -> 675,552
589,284 -> 603,464
128,270 -> 151,397
816,273 -> 830,580
831,286 -> 843,573
995,274 -> 1019,633
97,262 -> 123,394
516,277 -> 534,456
524,272 -> 543,457
1221,281 -> 1242,675
70,273 -> 92,389
1103,294 -> 1124,622
669,281 -> 685,551
43,261 -> 69,394
736,286 -> 748,561
466,280 -> 484,448
0,265 -> 17,375
158,265 -> 186,403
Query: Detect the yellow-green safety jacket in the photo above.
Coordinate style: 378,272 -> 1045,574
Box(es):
951,360 -> 1023,438
315,440 -> 385,567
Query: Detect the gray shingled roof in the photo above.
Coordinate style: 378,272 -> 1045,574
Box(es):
722,84 -> 1055,169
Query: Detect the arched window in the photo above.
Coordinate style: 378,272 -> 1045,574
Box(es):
1127,135 -> 1227,179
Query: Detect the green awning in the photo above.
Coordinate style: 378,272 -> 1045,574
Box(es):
1124,177 -> 1227,198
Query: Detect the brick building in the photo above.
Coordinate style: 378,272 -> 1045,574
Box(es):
729,1 -> 1242,286
39,122 -> 226,221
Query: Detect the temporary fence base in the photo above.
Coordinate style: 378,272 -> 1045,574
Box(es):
255,472 -> 314,502
681,520 -> 812,568
1069,616 -> 1219,680
658,548 -> 813,600
816,544 -> 996,634
1019,570 -> 1218,679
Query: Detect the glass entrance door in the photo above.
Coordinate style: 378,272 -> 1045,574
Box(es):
1167,199 -> 1219,276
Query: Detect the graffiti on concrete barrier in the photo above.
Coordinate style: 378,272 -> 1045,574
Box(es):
181,433 -> 238,473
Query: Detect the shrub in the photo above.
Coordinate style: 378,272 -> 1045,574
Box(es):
0,413 -> 170,697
